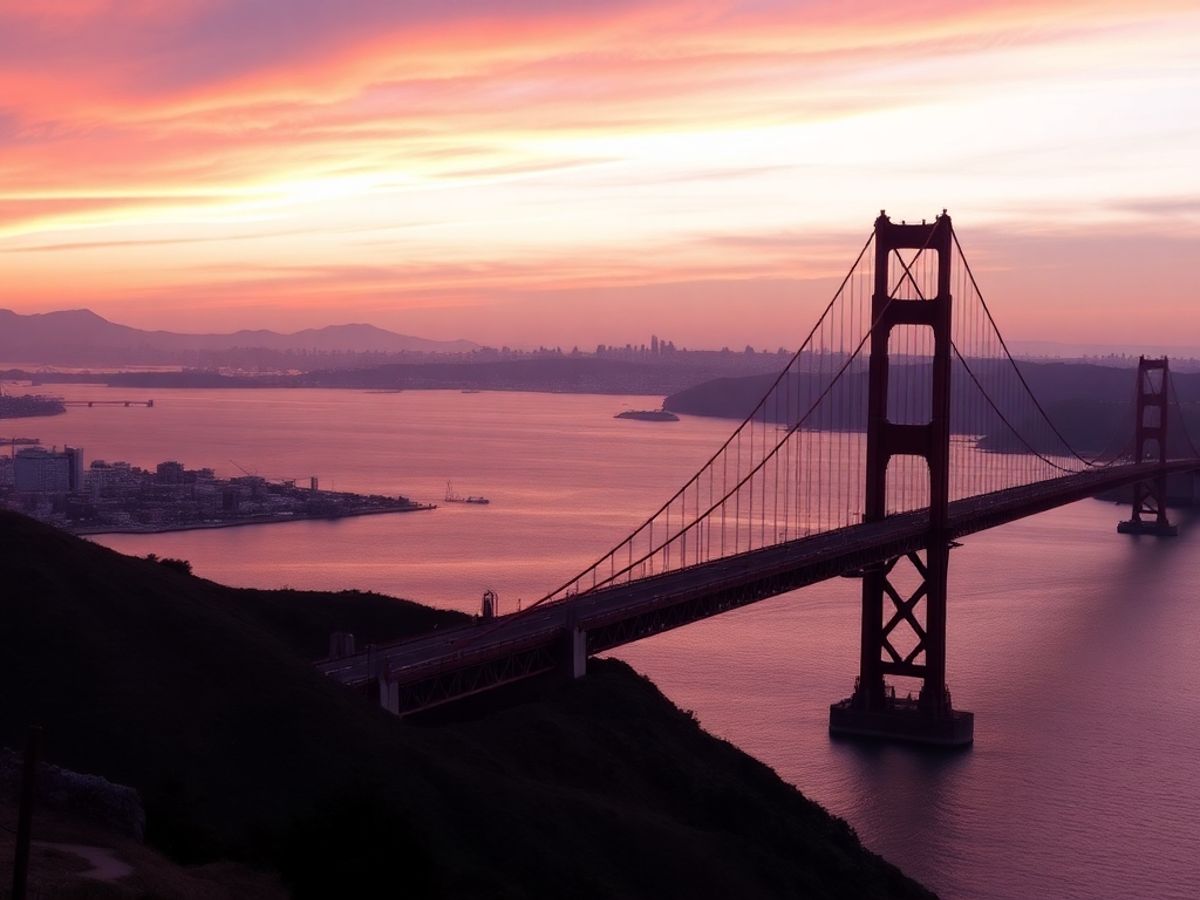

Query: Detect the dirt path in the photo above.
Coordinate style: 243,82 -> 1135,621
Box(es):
34,841 -> 133,881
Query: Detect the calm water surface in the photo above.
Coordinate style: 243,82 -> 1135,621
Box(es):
13,385 -> 1199,899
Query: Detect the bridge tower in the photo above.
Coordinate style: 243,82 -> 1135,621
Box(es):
829,211 -> 974,747
1118,356 -> 1178,536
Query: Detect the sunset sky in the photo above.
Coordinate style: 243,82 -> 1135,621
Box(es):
1,1 -> 1197,349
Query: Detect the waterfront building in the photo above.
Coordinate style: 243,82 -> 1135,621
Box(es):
14,446 -> 83,493
2,446 -> 419,533
86,460 -> 141,495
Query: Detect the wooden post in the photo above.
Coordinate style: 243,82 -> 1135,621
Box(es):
12,725 -> 42,900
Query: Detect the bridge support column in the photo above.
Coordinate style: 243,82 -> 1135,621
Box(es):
829,211 -> 973,747
1118,356 -> 1178,537
376,673 -> 400,715
560,607 -> 587,679
365,644 -> 400,715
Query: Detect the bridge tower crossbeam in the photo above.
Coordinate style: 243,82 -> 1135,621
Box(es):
829,211 -> 974,747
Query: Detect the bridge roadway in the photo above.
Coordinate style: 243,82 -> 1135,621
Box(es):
317,460 -> 1198,714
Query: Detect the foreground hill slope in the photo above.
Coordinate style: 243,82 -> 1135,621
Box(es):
0,511 -> 932,899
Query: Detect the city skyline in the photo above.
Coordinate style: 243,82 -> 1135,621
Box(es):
1,1 -> 1197,348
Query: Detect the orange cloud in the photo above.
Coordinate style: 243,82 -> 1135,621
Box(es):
0,0 -> 1196,348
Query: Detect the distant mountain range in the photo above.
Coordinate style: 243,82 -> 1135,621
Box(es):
0,308 -> 478,363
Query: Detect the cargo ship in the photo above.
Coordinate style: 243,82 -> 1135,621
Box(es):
444,481 -> 490,504
614,409 -> 679,422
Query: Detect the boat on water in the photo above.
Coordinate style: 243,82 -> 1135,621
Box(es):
444,481 -> 490,504
614,409 -> 679,422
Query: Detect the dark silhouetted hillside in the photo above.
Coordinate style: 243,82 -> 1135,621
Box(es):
0,511 -> 932,899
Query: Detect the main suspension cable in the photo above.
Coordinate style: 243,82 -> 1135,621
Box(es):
529,230 -> 877,610
951,227 -> 1117,468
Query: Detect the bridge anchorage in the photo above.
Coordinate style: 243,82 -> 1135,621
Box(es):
1117,357 -> 1178,536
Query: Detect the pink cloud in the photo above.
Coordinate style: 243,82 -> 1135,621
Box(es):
0,0 -> 1195,349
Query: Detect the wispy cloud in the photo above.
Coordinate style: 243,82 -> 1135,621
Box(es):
0,0 -> 1196,347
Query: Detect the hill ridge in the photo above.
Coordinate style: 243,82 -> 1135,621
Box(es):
0,307 -> 477,358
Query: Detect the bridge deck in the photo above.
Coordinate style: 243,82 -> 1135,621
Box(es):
317,461 -> 1197,712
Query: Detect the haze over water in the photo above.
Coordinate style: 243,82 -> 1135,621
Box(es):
16,384 -> 1199,899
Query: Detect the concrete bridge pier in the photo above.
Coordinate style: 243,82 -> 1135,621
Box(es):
359,643 -> 401,715
560,608 -> 587,679
829,542 -> 974,748
376,672 -> 400,715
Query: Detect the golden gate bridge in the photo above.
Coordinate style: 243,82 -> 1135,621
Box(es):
318,212 -> 1200,746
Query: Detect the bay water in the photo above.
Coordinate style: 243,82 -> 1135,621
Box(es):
13,385 -> 1198,899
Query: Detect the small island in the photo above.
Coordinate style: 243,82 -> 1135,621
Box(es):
615,408 -> 680,422
0,449 -> 431,535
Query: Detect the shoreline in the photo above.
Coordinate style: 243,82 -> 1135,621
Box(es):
73,503 -> 434,536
